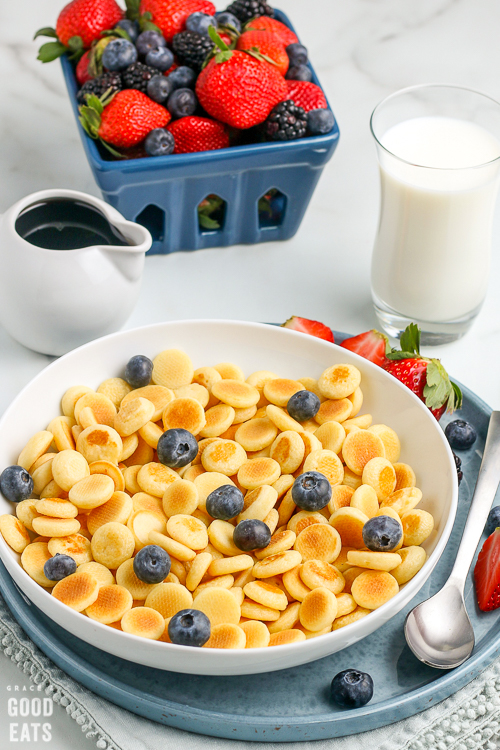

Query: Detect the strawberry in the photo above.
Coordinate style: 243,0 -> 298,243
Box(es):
282,316 -> 334,343
139,0 -> 216,44
79,89 -> 171,152
286,81 -> 327,112
245,16 -> 299,47
474,529 -> 500,611
76,50 -> 93,84
167,117 -> 229,153
236,30 -> 289,77
340,330 -> 389,368
196,30 -> 287,129
383,324 -> 462,420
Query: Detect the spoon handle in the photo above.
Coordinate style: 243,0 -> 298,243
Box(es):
448,411 -> 500,587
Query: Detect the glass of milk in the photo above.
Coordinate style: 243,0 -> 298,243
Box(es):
370,84 -> 500,344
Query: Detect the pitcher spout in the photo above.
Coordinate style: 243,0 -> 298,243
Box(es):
99,220 -> 152,282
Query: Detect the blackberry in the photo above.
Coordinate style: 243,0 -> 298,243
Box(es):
225,0 -> 274,23
453,451 -> 463,485
264,99 -> 307,141
77,72 -> 122,104
172,31 -> 214,71
122,62 -> 159,94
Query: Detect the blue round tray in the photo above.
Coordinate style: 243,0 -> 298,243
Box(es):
1,332 -> 499,742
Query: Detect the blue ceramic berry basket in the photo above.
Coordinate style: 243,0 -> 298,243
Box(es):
61,10 -> 339,255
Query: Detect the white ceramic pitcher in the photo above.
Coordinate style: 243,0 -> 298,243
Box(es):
0,189 -> 152,356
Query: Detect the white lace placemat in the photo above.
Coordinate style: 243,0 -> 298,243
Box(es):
1,592 -> 499,750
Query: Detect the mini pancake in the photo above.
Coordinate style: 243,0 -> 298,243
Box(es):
48,416 -> 76,452
263,378 -> 305,407
39,480 -> 65,499
327,485 -> 355,514
232,405 -> 258,424
266,405 -> 304,433
401,509 -> 435,546
174,383 -> 210,408
314,421 -> 346,454
342,467 -> 363,490
122,435 -> 154,467
18,431 -> 54,470
119,433 -> 140,462
201,440 -> 247,476
238,485 -> 278,523
150,529 -> 196,562
298,624 -> 332,639
162,479 -> 199,517
246,370 -> 280,392
294,523 -> 341,564
240,599 -> 280,621
334,546 -> 356,573
31,455 -> 55,495
167,514 -> 208,550
114,397 -> 155,437
74,393 -> 116,429
207,519 -> 241,557
52,571 -> 100,612
318,364 -> 361,400
51,450 -> 89,492
347,387 -> 363,417
16,499 -> 39,532
336,592 -> 357,617
393,463 -> 417,491
299,587 -> 337,631
268,601 -> 301,633
69,474 -> 115,510
211,379 -> 260,410
243,580 -> 288,611
129,510 -> 167,550
329,507 -> 369,548
297,377 -> 324,401
220,424 -> 240,440
351,570 -> 399,609
343,415 -> 373,433
115,557 -> 157,600
209,555 -> 253,577
21,542 -> 54,587
86,584 -> 133,624
185,552 -> 213,591
331,606 -> 371,630
299,431 -> 323,469
133,492 -> 164,515
264,508 -> 279,535
96,378 -> 133,408
270,431 -> 305,474
252,550 -> 302,578
123,465 -> 142,495
362,457 -> 397,501
168,557 -> 186,585
144,582 -> 193,618
192,366 -> 222,398
282,564 -> 312,602
277,490 -> 297,527
78,561 -> 115,587
122,385 -> 175,422
214,362 -> 245,381
342,430 -> 386,476
349,484 -> 379,518
204,623 -> 246,649
162,397 -> 206,435
380,487 -> 422,516
121,607 -> 165,639
87,491 -> 133,535
136,421 -> 161,451
89,460 -> 125,492
240,620 -> 270,648
152,349 -> 194,390
36,497 -> 78,519
232,566 -> 255,588
303,449 -> 344,487
347,550 -> 402,571
194,586 -> 240,626
269,629 -> 307,646
193,574 -> 235,596
194,472 -> 236,513
62,385 -> 94,419
137,462 -> 178,497
255,529 -> 296,559
272,474 -> 295,501
287,511 -> 327,536
341,566 -> 365,593
78,406 -> 98,429
72,425 -> 83,442
229,586 -> 245,606
193,437 -> 221,465
237,458 -> 281,490
91,522 -> 135,568
299,559 -> 345,594
392,545 -> 427,584
314,399 -> 353,425
32,516 -> 80,538
235,417 -> 278,452
366,424 -> 400,462
76,425 -> 123,465
192,509 -> 212,527
199,404 -> 235,438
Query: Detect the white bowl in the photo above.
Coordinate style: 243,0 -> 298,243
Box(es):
0,320 -> 458,676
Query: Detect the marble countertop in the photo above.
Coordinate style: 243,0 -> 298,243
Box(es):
1,0 -> 500,747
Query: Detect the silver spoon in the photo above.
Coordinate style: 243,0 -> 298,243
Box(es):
405,411 -> 500,669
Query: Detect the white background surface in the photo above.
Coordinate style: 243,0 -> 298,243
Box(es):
1,0 -> 500,747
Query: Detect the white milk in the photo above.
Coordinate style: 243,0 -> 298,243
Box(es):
371,116 -> 500,322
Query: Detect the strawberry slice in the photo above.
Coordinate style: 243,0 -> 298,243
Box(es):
474,528 -> 500,611
340,329 -> 389,367
282,316 -> 334,343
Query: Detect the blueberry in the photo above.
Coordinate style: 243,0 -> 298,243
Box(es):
167,88 -> 198,118
124,354 -> 153,388
206,485 -> 245,520
285,64 -> 313,82
307,108 -> 335,135
486,507 -> 500,536
147,75 -> 173,103
453,451 -> 463,485
115,19 -> 140,43
102,38 -> 138,71
233,519 -> 271,551
444,419 -> 477,450
215,11 -> 241,32
287,390 -> 320,422
157,428 -> 198,468
43,554 -> 77,582
0,466 -> 33,503
145,127 -> 175,156
331,669 -> 374,708
136,30 -> 167,57
168,608 -> 211,647
145,46 -> 175,71
291,471 -> 332,511
167,66 -> 197,90
186,12 -> 216,36
286,43 -> 308,66
362,516 -> 402,552
133,544 -> 171,583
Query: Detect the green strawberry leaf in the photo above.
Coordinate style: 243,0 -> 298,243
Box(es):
34,27 -> 58,40
399,323 -> 421,356
245,47 -> 278,66
450,381 -> 463,411
198,214 -> 220,230
80,105 -> 101,132
209,25 -> 229,51
86,94 -> 104,114
125,0 -> 141,21
385,351 -> 420,361
101,28 -> 131,41
66,35 -> 85,61
139,12 -> 162,33
37,41 -> 67,62
78,114 -> 94,138
99,138 -> 126,159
